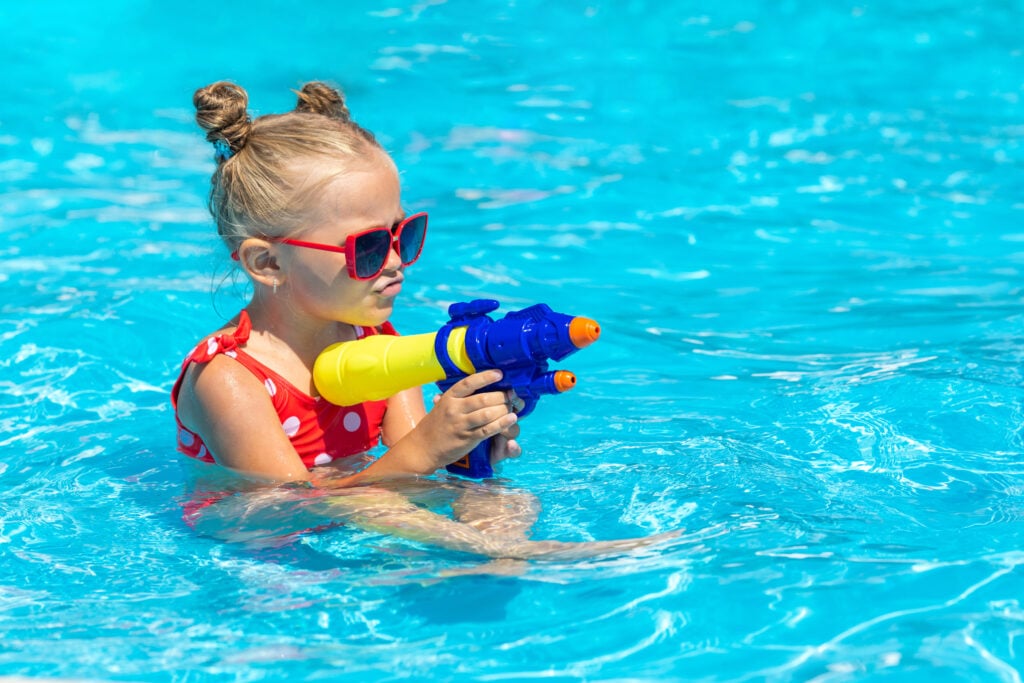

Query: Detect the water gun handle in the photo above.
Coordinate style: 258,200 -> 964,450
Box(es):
443,393 -> 540,479
446,440 -> 494,479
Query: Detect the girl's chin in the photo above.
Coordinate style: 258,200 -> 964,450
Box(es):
341,301 -> 395,327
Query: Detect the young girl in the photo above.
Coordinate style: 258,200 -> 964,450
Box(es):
173,80 -> 673,559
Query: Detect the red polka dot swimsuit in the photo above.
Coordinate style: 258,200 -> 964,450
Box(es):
171,311 -> 397,469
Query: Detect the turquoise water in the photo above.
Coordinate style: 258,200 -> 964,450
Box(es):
2,1 -> 1023,680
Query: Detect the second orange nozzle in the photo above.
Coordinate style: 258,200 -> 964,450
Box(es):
553,370 -> 577,393
568,317 -> 601,348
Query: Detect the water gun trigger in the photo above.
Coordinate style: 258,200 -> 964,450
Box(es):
513,393 -> 537,419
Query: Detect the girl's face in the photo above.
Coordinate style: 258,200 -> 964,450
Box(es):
275,153 -> 408,328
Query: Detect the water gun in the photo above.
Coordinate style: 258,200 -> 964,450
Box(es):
313,299 -> 601,478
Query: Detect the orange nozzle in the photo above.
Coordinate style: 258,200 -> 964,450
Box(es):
553,370 -> 577,393
569,317 -> 601,348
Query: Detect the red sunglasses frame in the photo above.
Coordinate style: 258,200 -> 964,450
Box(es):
277,212 -> 428,281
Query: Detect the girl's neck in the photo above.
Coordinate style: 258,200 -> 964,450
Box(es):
243,298 -> 357,369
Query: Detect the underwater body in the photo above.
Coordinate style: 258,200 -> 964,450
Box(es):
1,1 -> 1023,680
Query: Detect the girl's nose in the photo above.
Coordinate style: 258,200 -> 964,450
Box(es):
383,240 -> 404,271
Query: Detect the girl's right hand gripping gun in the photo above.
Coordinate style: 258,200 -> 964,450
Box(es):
313,299 -> 601,479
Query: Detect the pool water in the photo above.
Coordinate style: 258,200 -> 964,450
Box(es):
2,1 -> 1022,680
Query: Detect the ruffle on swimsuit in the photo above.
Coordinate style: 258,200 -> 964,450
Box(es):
171,311 -> 397,469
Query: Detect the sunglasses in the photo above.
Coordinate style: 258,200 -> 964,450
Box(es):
277,212 -> 428,281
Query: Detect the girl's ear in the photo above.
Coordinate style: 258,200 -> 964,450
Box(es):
237,238 -> 281,289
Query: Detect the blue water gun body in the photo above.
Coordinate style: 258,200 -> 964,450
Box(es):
433,299 -> 601,478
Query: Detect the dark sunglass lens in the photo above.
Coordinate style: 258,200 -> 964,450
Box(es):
353,230 -> 392,278
398,215 -> 427,264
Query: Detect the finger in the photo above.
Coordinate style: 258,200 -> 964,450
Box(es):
489,436 -> 522,465
453,389 -> 510,415
467,405 -> 517,436
499,437 -> 522,459
489,434 -> 509,464
445,370 -> 504,399
499,422 -> 520,440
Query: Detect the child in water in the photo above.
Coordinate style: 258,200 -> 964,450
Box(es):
173,80 -> 672,559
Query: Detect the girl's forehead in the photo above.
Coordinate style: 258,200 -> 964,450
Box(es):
307,156 -> 402,225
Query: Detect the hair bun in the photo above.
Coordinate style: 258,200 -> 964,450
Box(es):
294,81 -> 351,122
193,81 -> 252,159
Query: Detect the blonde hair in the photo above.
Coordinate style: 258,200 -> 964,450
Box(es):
193,80 -> 385,254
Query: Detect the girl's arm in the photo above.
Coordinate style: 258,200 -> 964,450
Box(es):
176,355 -> 313,482
380,386 -> 427,446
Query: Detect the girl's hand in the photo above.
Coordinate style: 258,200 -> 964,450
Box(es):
490,391 -> 524,465
412,370 -> 518,469
432,388 -> 524,466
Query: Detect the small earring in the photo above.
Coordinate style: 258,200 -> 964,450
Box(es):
272,279 -> 279,295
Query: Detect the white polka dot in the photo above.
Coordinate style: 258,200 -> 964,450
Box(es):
225,350 -> 237,359
206,338 -> 218,355
197,445 -> 207,459
282,416 -> 301,437
314,453 -> 333,466
178,428 -> 195,447
265,378 -> 277,396
343,412 -> 362,432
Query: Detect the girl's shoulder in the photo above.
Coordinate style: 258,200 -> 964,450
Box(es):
172,311 -> 253,409
184,312 -> 249,363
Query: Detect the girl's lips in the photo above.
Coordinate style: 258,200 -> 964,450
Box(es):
376,279 -> 403,297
